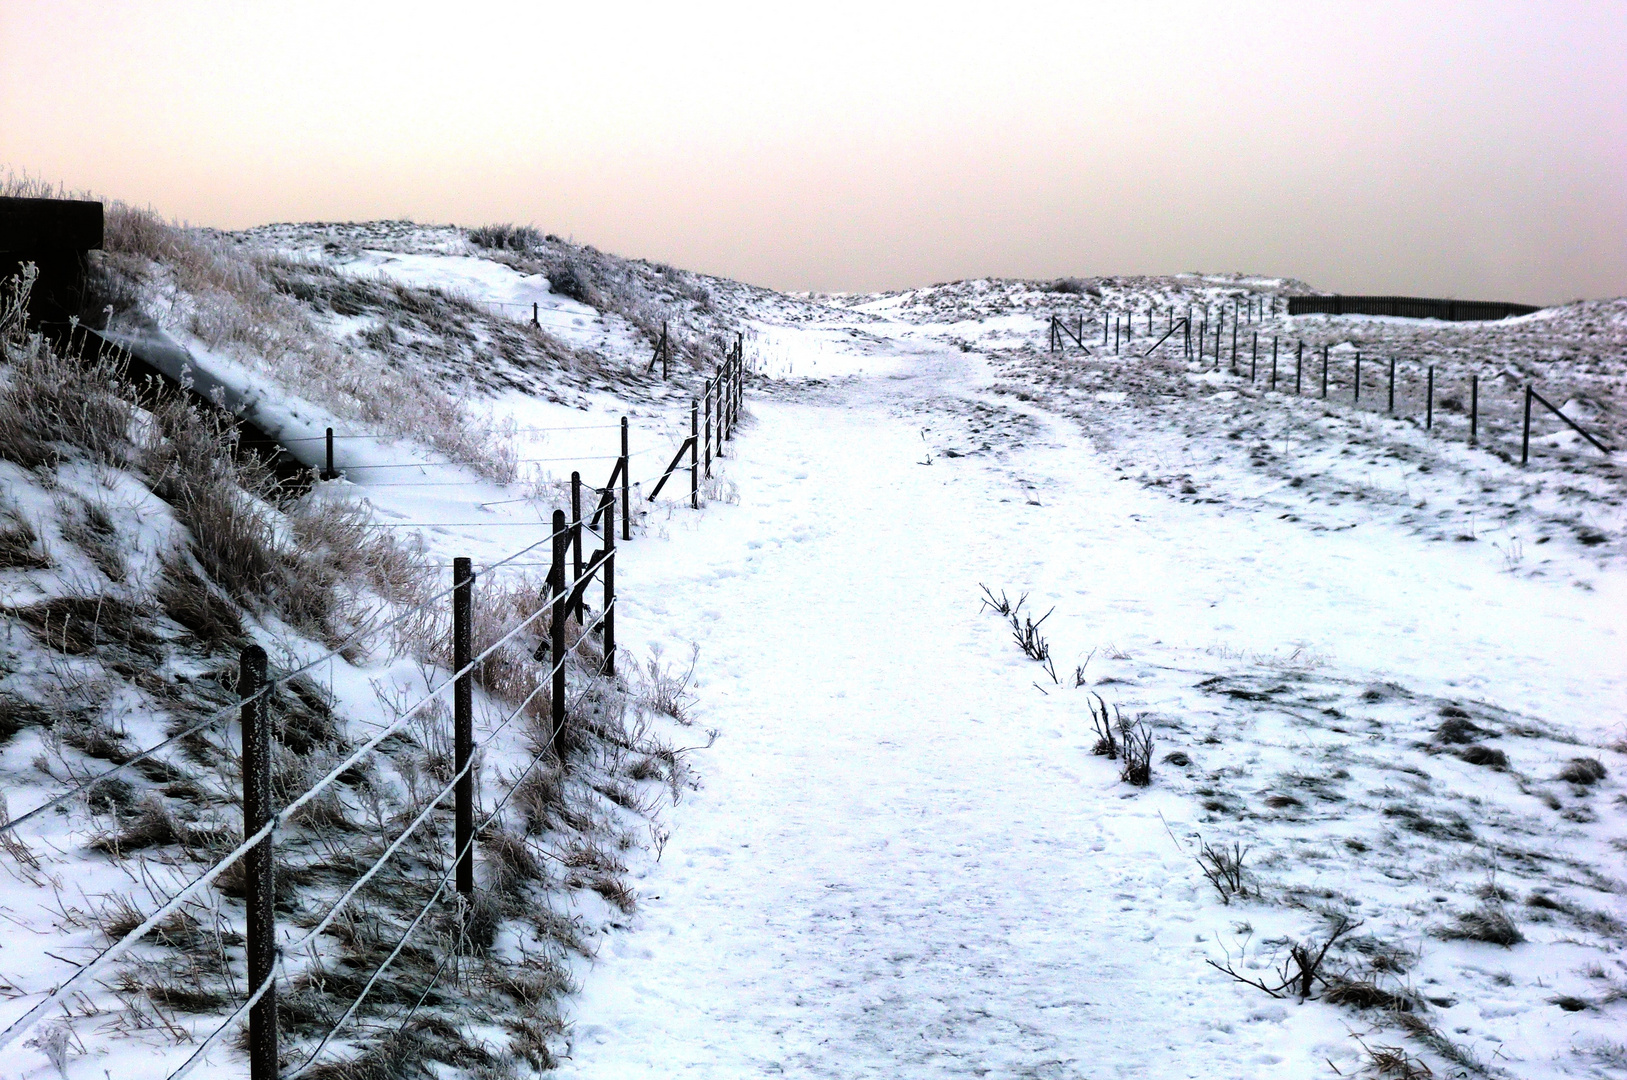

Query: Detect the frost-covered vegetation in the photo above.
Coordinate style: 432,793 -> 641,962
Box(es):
0,259 -> 699,1075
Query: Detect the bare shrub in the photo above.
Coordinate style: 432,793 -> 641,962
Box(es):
1208,915 -> 1360,1000
1197,840 -> 1252,904
978,584 -> 1016,617
1088,693 -> 1119,759
1119,717 -> 1154,786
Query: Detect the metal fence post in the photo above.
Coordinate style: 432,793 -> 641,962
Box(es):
1270,338 -> 1278,389
690,400 -> 699,509
1521,385 -> 1533,464
1470,375 -> 1479,444
240,644 -> 277,1080
1426,366 -> 1435,430
452,558 -> 474,897
602,493 -> 615,678
620,417 -> 630,541
1354,351 -> 1361,403
1321,345 -> 1329,399
1295,340 -> 1302,395
324,427 -> 335,481
551,510 -> 568,760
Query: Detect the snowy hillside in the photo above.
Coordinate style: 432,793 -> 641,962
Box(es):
2,214 -> 1623,1080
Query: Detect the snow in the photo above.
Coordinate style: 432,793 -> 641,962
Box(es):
548,334 -> 1625,1078
5,227 -> 1624,1077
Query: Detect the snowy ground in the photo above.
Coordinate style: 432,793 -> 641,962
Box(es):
4,226 -> 1623,1078
555,326 -> 1625,1077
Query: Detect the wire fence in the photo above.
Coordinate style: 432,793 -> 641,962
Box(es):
0,340 -> 753,1077
1046,308 -> 1613,466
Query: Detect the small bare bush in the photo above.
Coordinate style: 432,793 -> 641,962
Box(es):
1197,840 -> 1252,904
1208,915 -> 1359,1000
1119,717 -> 1154,786
1088,693 -> 1119,759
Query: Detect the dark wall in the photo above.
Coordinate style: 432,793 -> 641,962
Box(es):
1287,294 -> 1540,321
0,197 -> 105,327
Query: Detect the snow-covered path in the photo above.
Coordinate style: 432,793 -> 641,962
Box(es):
566,346 -> 1625,1078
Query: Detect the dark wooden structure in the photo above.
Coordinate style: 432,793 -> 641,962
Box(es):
0,197 -> 104,327
1287,294 -> 1539,321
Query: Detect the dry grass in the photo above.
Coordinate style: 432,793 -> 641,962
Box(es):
59,494 -> 123,580
100,206 -> 521,482
1558,757 -> 1607,785
1437,901 -> 1524,947
0,269 -> 134,470
0,512 -> 50,570
637,645 -> 697,724
154,549 -> 243,651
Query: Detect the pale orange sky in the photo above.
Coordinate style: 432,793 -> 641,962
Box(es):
4,1 -> 1624,304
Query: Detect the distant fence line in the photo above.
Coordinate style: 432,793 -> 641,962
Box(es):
1287,295 -> 1541,322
